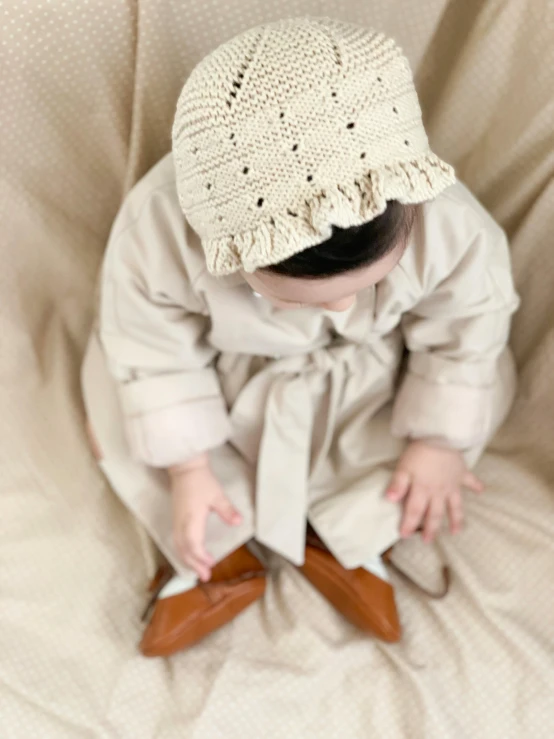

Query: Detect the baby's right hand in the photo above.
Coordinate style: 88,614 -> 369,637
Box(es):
169,455 -> 242,581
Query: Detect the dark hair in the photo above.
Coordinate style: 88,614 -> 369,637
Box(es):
266,201 -> 416,279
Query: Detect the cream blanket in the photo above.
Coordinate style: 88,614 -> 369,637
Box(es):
1,1 -> 553,737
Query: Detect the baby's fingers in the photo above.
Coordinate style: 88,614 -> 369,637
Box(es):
447,489 -> 464,535
463,471 -> 484,494
211,493 -> 242,526
174,529 -> 213,581
422,496 -> 446,543
179,542 -> 214,582
386,470 -> 411,502
181,552 -> 212,583
400,485 -> 429,538
176,512 -> 214,581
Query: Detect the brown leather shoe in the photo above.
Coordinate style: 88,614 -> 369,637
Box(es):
140,545 -> 266,657
299,544 -> 401,643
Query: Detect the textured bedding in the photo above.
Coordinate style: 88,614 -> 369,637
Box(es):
1,1 -> 553,737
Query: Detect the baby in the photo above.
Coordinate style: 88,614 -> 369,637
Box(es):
82,18 -> 518,656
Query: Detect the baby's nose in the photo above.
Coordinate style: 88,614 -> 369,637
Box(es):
320,296 -> 356,312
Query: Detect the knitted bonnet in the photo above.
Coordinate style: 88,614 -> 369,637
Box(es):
172,17 -> 455,276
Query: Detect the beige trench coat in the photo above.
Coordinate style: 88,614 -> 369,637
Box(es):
82,154 -> 518,574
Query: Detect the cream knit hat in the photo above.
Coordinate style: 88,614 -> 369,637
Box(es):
172,18 -> 455,276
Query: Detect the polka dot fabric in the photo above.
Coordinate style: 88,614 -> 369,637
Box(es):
1,1 -> 553,738
172,18 -> 455,275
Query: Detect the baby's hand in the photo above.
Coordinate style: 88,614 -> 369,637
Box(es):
169,455 -> 242,581
386,440 -> 484,543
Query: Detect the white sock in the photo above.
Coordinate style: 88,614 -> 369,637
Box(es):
158,573 -> 198,599
362,556 -> 390,583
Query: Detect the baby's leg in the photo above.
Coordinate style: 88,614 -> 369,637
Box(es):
82,334 -> 263,656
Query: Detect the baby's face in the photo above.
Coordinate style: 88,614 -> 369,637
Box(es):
242,241 -> 405,312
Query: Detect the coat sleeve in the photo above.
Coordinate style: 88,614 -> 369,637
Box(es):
391,197 -> 520,450
98,180 -> 232,468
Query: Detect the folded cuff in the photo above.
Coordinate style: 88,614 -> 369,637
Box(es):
391,372 -> 493,450
124,396 -> 232,468
118,368 -> 223,415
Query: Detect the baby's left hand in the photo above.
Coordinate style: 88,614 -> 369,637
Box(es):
386,440 -> 484,543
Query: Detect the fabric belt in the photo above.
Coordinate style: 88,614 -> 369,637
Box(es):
231,349 -> 348,565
